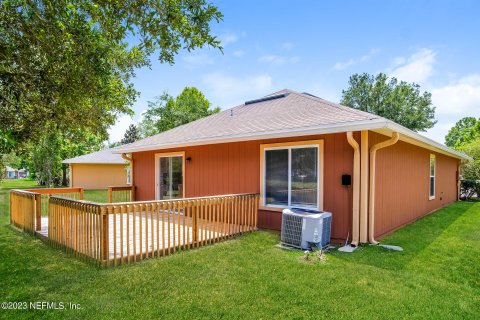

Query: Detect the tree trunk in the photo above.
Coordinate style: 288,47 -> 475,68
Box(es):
62,164 -> 68,186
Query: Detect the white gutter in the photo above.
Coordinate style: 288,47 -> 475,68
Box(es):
112,118 -> 389,153
368,132 -> 400,244
113,118 -> 471,161
346,132 -> 360,247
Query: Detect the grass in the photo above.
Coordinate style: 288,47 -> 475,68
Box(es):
1,179 -> 479,319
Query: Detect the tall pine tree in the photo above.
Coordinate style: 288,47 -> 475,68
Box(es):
121,124 -> 141,144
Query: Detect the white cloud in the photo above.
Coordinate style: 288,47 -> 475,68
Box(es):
431,75 -> 480,116
259,55 -> 300,65
418,74 -> 480,143
233,50 -> 246,57
389,48 -> 436,84
202,72 -> 274,108
108,115 -> 136,143
219,33 -> 239,46
282,42 -> 294,50
333,48 -> 380,70
423,121 -> 456,144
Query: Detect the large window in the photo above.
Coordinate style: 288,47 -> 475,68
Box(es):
429,154 -> 435,200
263,142 -> 321,209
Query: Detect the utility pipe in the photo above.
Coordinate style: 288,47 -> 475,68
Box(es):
360,131 -> 369,243
346,132 -> 360,246
368,132 -> 400,244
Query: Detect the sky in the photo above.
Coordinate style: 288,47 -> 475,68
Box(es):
108,0 -> 480,145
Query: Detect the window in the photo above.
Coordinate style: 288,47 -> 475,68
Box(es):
126,167 -> 131,185
429,154 -> 435,200
261,141 -> 323,209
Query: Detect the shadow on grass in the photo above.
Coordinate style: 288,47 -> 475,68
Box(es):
332,201 -> 477,272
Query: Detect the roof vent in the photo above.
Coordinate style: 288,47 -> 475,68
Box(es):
245,93 -> 289,105
302,92 -> 320,98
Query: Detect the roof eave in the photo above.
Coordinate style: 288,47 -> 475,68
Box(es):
113,118 -> 389,154
382,121 -> 472,161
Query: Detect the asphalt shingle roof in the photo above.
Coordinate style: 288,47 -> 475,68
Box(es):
116,89 -> 382,152
62,148 -> 127,164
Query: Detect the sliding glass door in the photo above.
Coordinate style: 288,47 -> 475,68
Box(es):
158,154 -> 184,200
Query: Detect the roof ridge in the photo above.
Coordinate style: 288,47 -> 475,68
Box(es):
295,91 -> 382,120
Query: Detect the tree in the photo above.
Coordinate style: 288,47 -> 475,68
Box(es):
31,134 -> 63,186
341,73 -> 437,132
121,124 -> 141,144
31,130 -> 104,186
445,117 -> 479,148
139,87 -> 220,137
459,137 -> 480,180
0,0 -> 223,156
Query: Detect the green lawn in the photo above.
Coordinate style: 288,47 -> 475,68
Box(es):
0,179 -> 479,319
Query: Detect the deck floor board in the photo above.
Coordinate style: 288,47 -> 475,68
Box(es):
37,212 -> 241,261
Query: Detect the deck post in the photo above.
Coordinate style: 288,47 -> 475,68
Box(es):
130,186 -> 135,202
107,187 -> 112,203
79,188 -> 84,200
100,206 -> 109,265
192,204 -> 198,244
34,193 -> 41,231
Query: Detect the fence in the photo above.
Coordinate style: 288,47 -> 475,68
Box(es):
108,186 -> 135,203
13,192 -> 259,266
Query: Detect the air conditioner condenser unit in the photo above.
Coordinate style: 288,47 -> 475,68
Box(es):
281,208 -> 332,250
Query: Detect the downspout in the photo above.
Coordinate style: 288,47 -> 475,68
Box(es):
346,132 -> 360,247
121,153 -> 133,186
368,132 -> 400,244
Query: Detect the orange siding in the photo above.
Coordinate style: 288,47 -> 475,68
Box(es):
132,133 -> 355,240
71,164 -> 128,190
132,131 -> 459,241
370,132 -> 459,238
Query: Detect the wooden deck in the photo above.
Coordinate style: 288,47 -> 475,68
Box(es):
36,212 -> 234,261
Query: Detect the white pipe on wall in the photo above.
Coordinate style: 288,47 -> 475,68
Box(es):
368,132 -> 400,244
346,132 -> 361,246
360,130 -> 369,243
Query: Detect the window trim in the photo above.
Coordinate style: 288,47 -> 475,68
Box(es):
429,154 -> 436,200
154,151 -> 185,200
259,140 -> 324,211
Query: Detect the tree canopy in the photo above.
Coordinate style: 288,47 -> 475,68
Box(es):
0,0 -> 223,155
341,73 -> 437,132
445,117 -> 480,148
140,87 -> 220,137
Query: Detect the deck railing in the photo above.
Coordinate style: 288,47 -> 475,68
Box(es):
9,188 -> 84,232
10,190 -> 39,234
26,188 -> 84,217
108,186 -> 135,203
46,193 -> 259,266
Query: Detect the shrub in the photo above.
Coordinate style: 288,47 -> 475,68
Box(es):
460,179 -> 480,200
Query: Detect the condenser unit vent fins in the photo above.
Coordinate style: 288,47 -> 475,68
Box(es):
281,213 -> 303,247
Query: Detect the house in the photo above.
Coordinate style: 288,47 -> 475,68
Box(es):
63,148 -> 130,190
18,169 -> 28,178
113,89 -> 469,244
4,166 -> 18,179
